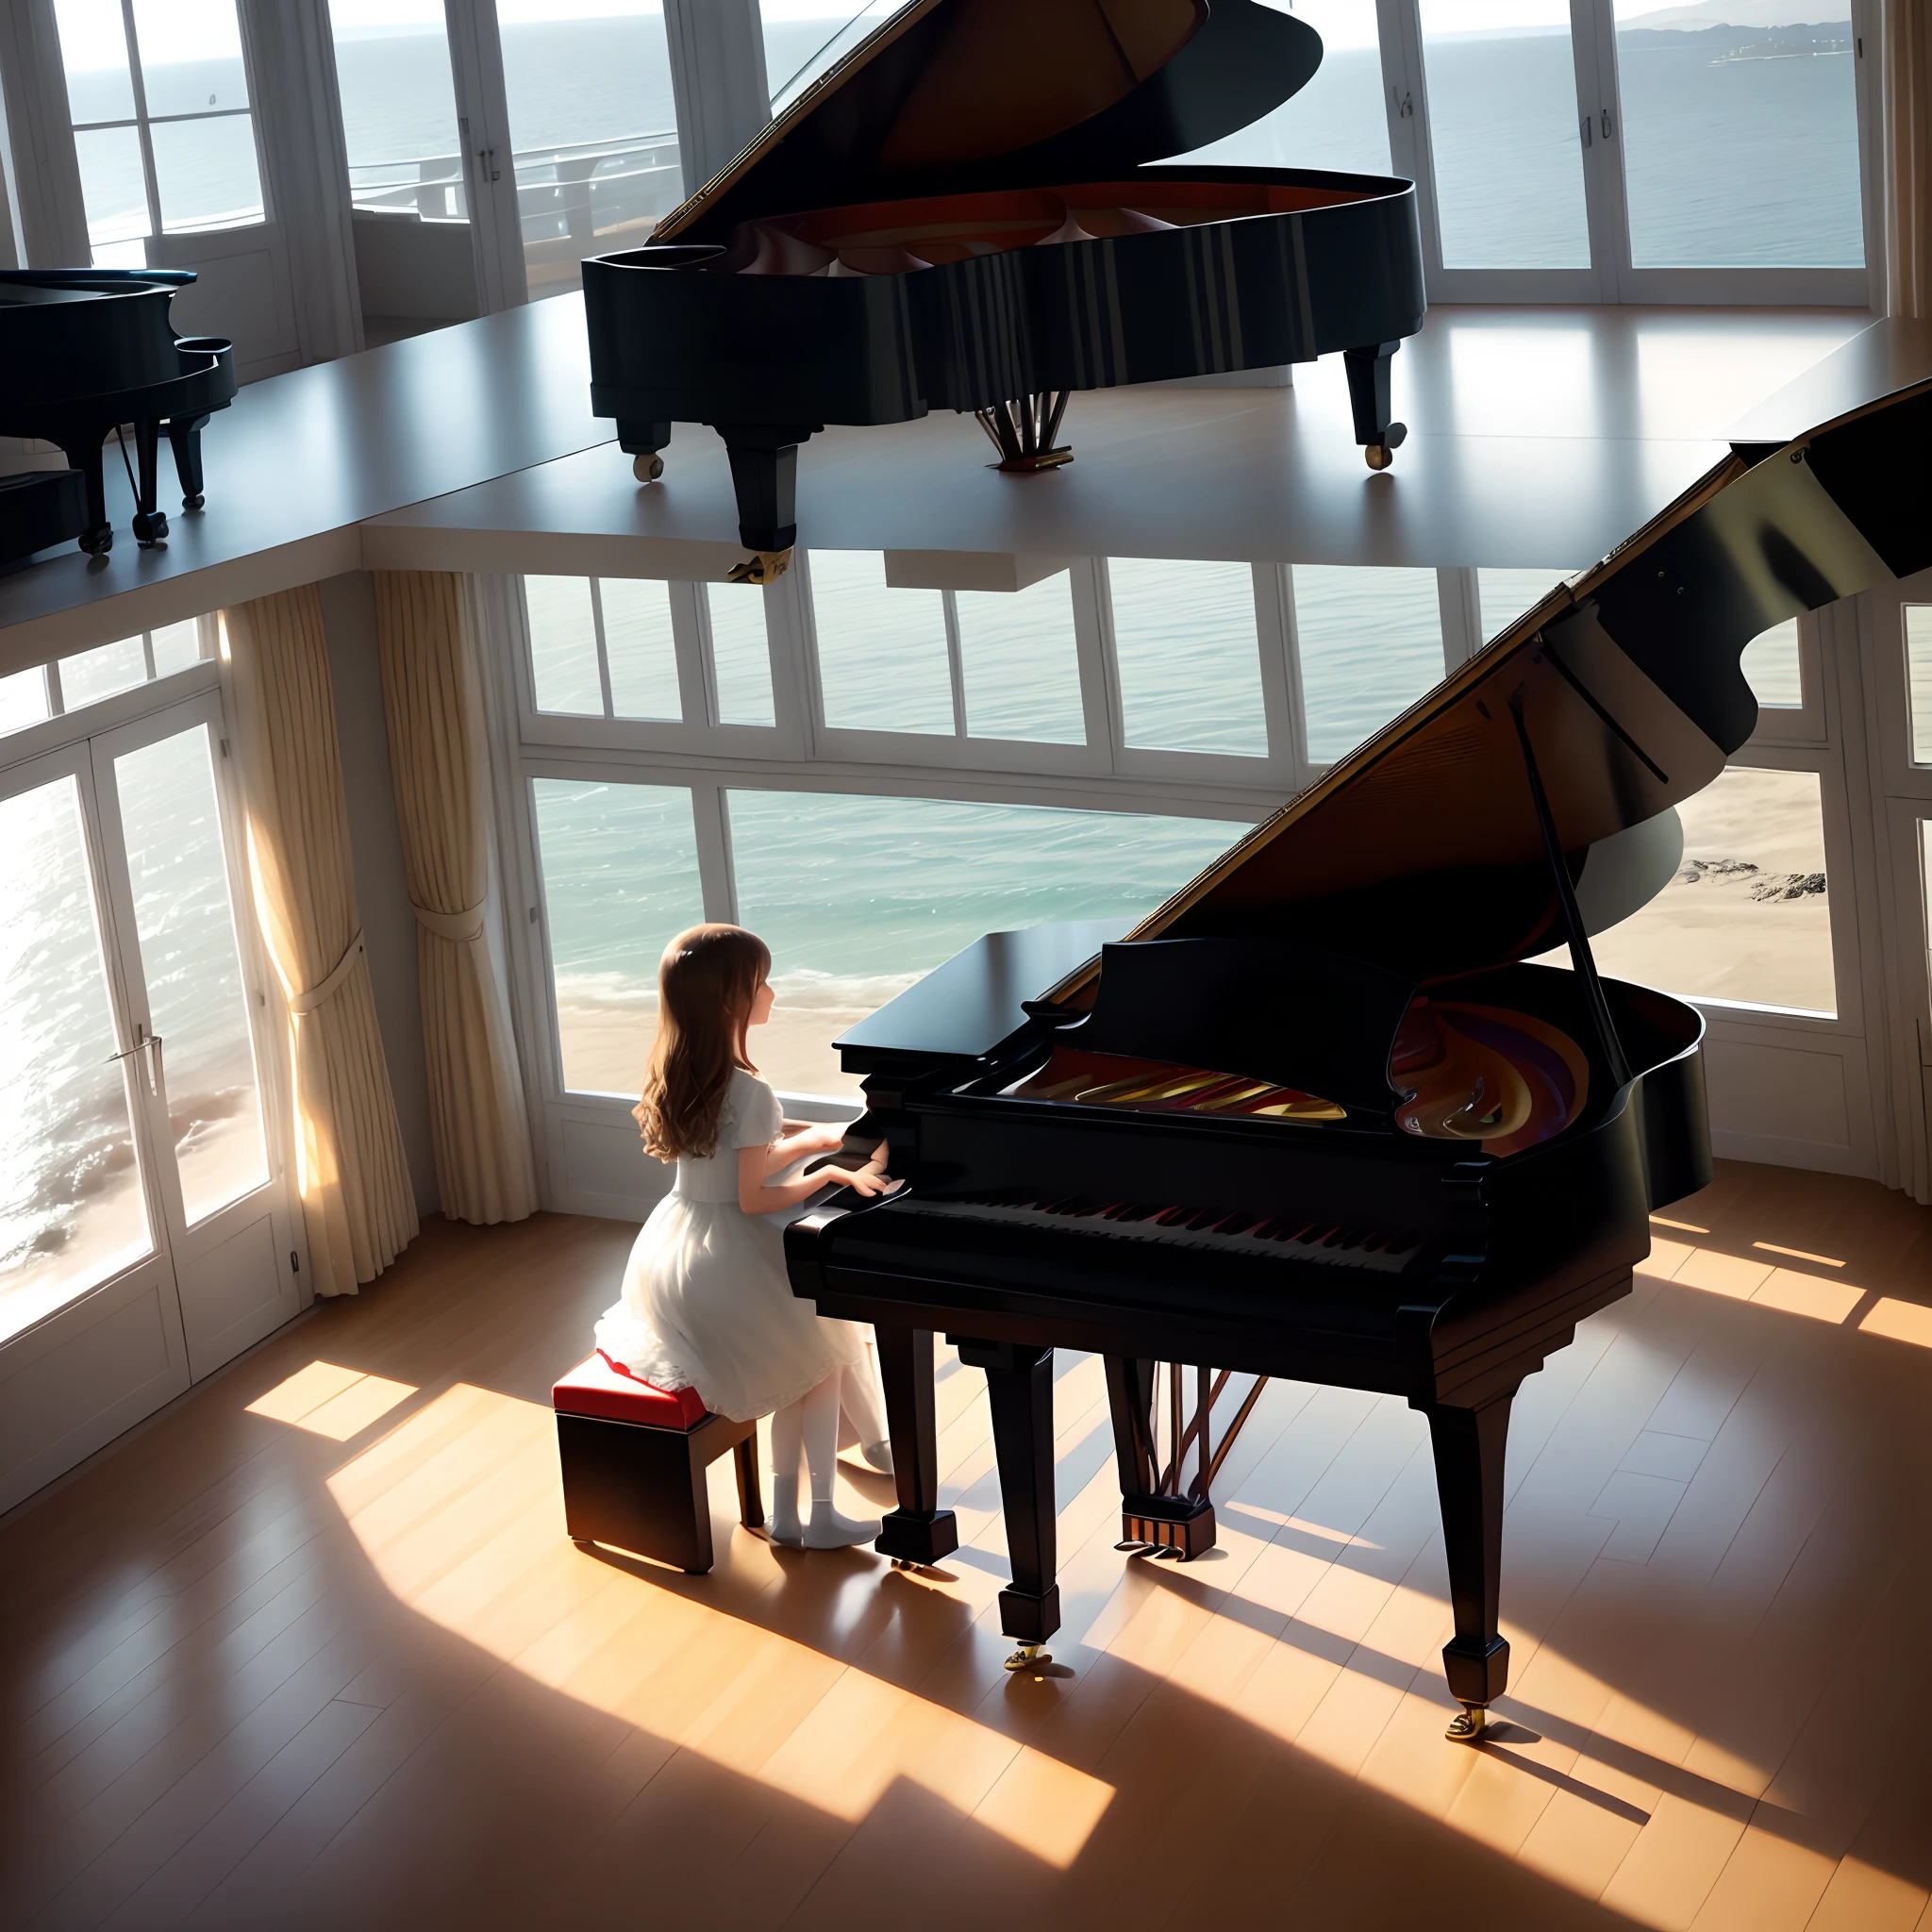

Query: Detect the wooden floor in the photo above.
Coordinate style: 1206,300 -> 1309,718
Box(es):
6,1162 -> 1932,1930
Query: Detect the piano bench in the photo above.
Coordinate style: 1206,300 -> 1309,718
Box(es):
553,1353 -> 763,1574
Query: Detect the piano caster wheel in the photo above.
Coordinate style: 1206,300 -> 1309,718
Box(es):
133,509 -> 169,546
182,492 -> 205,511
79,525 -> 113,556
1362,422 -> 1407,472
891,1557 -> 917,1571
1004,1642 -> 1051,1673
633,452 -> 663,483
727,548 -> 792,585
1446,1705 -> 1489,1743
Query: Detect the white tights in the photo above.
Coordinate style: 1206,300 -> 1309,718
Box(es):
768,1367 -> 881,1548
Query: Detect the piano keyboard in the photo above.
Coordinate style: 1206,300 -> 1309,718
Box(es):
891,1192 -> 1425,1274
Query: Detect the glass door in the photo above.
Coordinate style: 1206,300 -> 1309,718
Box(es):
87,691 -> 300,1380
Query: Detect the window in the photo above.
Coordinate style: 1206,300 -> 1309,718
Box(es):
704,584 -> 777,727
1109,559 -> 1265,758
1,622 -> 207,741
808,553 -> 1086,746
329,1 -> 464,221
1583,765 -> 1835,1015
495,0 -> 683,300
1906,607 -> 1932,765
1477,568 -> 1574,642
1418,0 -> 1590,271
1295,566 -> 1443,763
763,1 -> 914,115
1741,618 -> 1802,711
1611,1 -> 1861,270
1177,0 -> 1391,175
530,777 -> 706,1097
54,0 -> 263,265
727,791 -> 1249,1094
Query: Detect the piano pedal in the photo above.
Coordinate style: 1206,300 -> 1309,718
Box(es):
990,447 -> 1073,474
1446,1705 -> 1489,1743
1004,1642 -> 1051,1673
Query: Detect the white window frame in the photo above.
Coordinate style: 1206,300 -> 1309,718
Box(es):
1374,0 -> 1876,308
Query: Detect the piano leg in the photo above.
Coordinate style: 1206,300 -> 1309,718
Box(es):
55,440 -> 111,556
872,1323 -> 959,1568
958,1338 -> 1060,1666
131,420 -> 168,546
1343,342 -> 1409,472
1417,1390 -> 1516,1741
716,422 -> 820,583
165,413 -> 210,510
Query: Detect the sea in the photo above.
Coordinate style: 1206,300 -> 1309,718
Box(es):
4,10 -> 1867,1310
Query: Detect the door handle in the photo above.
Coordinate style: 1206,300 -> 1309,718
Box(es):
1581,112 -> 1592,149
106,1024 -> 164,1096
479,145 -> 501,183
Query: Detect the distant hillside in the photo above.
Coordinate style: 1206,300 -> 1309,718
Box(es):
1618,1 -> 1849,28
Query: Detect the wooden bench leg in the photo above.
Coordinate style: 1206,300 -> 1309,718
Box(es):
734,1433 -> 764,1530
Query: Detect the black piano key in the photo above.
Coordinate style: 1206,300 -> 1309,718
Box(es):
1185,1207 -> 1224,1231
1153,1205 -> 1194,1227
1114,1204 -> 1163,1223
1214,1213 -> 1258,1235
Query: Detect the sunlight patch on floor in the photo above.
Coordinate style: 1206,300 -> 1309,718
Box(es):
322,1383 -> 1118,1871
246,1359 -> 419,1439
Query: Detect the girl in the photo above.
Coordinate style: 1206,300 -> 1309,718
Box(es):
593,923 -> 892,1549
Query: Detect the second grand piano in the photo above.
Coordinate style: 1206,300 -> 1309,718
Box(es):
787,374 -> 1932,1740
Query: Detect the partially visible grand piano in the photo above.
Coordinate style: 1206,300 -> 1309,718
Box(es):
581,0 -> 1425,579
787,375 -> 1932,1739
0,268 -> 234,564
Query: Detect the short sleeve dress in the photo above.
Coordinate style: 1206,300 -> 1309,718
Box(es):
592,1067 -> 864,1422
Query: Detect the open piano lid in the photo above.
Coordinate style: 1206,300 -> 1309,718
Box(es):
1043,377 -> 1932,1004
655,0 -> 1324,242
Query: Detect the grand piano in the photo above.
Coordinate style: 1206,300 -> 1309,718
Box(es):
580,0 -> 1425,580
0,268 -> 234,564
786,375 -> 1932,1740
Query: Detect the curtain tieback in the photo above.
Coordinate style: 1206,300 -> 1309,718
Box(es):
413,901 -> 486,944
289,930 -> 364,1017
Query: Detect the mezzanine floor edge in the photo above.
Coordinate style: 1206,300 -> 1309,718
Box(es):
4,1160 -> 1931,1931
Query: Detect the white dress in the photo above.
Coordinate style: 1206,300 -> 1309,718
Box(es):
593,1069 -> 865,1422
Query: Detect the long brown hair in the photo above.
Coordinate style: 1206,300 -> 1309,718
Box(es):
633,924 -> 772,1160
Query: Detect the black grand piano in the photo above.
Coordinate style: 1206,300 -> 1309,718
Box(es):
0,268 -> 234,565
786,375 -> 1932,1740
581,0 -> 1425,580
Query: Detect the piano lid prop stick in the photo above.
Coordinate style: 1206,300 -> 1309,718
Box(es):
1507,692 -> 1633,1091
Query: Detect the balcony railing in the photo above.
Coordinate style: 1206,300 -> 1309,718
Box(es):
347,130 -> 683,258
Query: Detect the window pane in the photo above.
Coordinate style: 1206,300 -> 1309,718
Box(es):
0,668 -> 49,736
765,2 -> 913,114
958,575 -> 1084,743
728,790 -> 1248,1094
1296,565 -> 1443,763
74,125 -> 150,250
330,3 -> 464,218
531,777 -> 705,1096
54,0 -> 135,123
1613,3 -> 1861,268
149,619 -> 203,676
1740,618 -> 1802,710
1906,607 -> 1932,765
810,550 -> 953,734
1174,0 -> 1390,175
599,578 -> 679,722
0,774 -> 153,1343
1110,558 -> 1265,757
525,576 -> 603,717
59,637 -> 149,709
114,725 -> 268,1224
129,0 -> 249,117
1477,567 -> 1572,642
1418,0 -> 1590,269
150,113 -> 262,231
496,0 -> 684,299
705,583 -> 776,726
1584,767 -> 1834,1014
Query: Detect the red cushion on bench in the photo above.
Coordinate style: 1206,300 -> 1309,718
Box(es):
552,1352 -> 709,1429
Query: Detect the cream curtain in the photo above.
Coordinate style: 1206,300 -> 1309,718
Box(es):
1886,0 -> 1932,318
223,588 -> 419,1295
373,571 -> 539,1226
